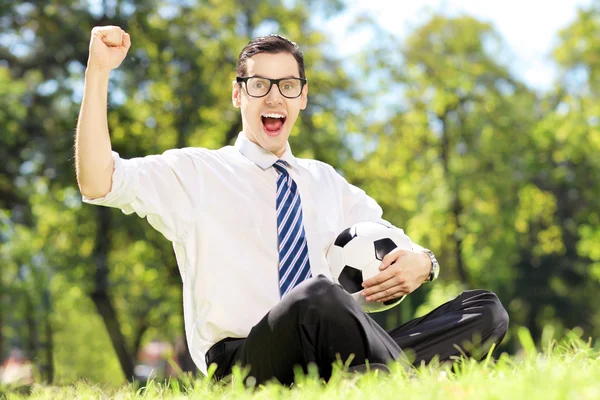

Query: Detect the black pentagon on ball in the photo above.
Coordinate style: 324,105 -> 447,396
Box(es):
334,226 -> 357,247
338,265 -> 363,294
374,238 -> 397,261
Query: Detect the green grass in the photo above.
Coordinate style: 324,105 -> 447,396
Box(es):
3,330 -> 600,399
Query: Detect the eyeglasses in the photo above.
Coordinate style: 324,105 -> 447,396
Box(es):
236,76 -> 307,99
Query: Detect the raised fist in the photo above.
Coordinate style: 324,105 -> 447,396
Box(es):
87,26 -> 131,71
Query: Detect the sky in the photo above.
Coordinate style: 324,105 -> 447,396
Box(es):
326,0 -> 593,91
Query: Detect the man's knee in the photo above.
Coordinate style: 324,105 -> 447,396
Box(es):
464,289 -> 509,337
277,275 -> 355,322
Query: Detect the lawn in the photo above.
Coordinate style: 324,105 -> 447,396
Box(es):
2,330 -> 599,400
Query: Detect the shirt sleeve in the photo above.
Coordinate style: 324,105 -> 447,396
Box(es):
333,170 -> 389,228
82,150 -> 196,243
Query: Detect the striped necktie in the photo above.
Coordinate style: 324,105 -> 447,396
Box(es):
273,160 -> 312,297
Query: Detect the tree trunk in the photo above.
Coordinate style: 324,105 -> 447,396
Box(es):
439,111 -> 469,284
91,207 -> 135,381
451,193 -> 468,283
43,289 -> 54,383
132,316 -> 149,358
24,291 -> 37,363
0,279 -> 4,362
91,293 -> 135,381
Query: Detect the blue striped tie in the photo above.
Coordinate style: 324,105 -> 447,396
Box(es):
273,160 -> 312,297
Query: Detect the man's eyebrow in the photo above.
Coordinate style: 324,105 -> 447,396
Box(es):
251,75 -> 299,79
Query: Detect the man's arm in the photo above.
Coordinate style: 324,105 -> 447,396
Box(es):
75,26 -> 131,199
77,26 -> 196,244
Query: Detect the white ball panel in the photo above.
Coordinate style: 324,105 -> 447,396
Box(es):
362,259 -> 383,282
326,244 -> 346,282
355,221 -> 391,241
353,290 -> 407,313
341,236 -> 377,269
353,292 -> 384,313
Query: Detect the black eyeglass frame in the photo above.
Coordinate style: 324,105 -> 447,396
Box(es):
236,76 -> 308,99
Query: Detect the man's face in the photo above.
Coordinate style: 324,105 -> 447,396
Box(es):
232,52 -> 308,157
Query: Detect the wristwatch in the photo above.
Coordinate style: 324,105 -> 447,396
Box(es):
422,249 -> 440,282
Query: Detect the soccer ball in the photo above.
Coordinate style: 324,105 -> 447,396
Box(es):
326,221 -> 413,313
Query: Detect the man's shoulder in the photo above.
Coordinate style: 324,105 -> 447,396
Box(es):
296,158 -> 343,184
297,157 -> 334,171
296,157 -> 338,175
160,145 -> 237,164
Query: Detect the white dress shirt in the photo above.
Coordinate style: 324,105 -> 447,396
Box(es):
82,133 -> 422,375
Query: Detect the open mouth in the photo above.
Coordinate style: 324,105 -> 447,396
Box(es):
261,113 -> 287,136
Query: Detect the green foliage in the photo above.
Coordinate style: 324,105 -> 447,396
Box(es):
553,0 -> 600,94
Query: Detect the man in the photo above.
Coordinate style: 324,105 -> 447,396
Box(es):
76,26 -> 509,385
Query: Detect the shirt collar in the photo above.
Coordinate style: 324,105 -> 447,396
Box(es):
234,132 -> 300,170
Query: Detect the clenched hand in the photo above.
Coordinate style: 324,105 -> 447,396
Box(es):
87,26 -> 131,72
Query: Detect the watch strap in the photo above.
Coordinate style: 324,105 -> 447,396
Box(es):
423,249 -> 439,282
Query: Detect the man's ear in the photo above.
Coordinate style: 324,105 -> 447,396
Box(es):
232,80 -> 241,108
300,82 -> 308,110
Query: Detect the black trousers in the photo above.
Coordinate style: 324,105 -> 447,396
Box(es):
206,276 -> 509,385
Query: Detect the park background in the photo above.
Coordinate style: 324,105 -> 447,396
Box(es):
1,0 -> 599,387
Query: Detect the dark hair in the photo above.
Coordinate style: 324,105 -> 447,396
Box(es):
236,34 -> 305,79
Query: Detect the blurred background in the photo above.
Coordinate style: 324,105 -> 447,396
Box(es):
1,0 -> 599,386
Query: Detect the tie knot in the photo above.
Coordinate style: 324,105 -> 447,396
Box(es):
273,159 -> 289,175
